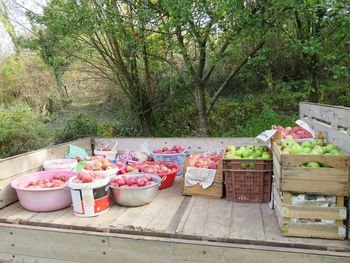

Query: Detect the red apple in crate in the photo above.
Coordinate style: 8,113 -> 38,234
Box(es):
273,125 -> 312,139
188,154 -> 221,169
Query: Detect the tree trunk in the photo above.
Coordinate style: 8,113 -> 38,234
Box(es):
309,54 -> 320,103
54,69 -> 68,98
194,83 -> 209,137
309,65 -> 319,103
139,110 -> 153,136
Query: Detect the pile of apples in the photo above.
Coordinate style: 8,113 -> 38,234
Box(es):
110,174 -> 156,188
71,172 -> 105,183
279,139 -> 343,167
152,145 -> 185,154
280,139 -> 342,156
17,174 -> 68,189
188,154 -> 221,169
225,146 -> 272,160
121,162 -> 178,175
83,157 -> 118,171
273,125 -> 313,139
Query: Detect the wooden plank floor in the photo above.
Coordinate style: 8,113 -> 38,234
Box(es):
0,177 -> 349,253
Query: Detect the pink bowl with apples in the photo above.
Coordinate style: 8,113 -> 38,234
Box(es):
11,170 -> 77,212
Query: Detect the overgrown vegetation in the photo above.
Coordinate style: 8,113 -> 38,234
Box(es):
0,0 -> 349,158
0,104 -> 49,158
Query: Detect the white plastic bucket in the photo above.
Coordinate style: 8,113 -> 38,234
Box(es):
94,140 -> 118,161
43,159 -> 78,171
67,176 -> 110,217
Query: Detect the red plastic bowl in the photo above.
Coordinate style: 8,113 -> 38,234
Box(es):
127,161 -> 180,190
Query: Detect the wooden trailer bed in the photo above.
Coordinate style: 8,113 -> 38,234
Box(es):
0,102 -> 349,262
0,176 -> 350,262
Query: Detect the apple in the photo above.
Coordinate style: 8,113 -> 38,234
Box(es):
17,174 -> 71,188
136,177 -> 145,187
305,161 -> 321,168
153,145 -> 185,154
102,147 -> 112,151
126,177 -> 136,186
225,146 -> 271,160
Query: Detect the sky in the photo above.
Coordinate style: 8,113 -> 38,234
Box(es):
0,0 -> 46,57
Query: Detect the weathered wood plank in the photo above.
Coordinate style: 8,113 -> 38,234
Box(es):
109,204 -> 148,230
95,137 -> 257,153
202,199 -> 233,239
0,253 -> 81,263
282,168 -> 348,181
179,197 -> 210,236
300,102 -> 350,129
0,138 -> 92,181
281,179 -> 348,195
1,223 -> 349,263
146,182 -> 185,232
230,203 -> 265,240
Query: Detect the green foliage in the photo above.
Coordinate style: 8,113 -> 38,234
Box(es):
55,113 -> 96,143
0,53 -> 60,113
240,107 -> 297,137
96,122 -> 113,137
0,104 -> 49,158
208,83 -> 305,136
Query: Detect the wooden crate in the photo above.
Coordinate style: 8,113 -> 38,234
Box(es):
182,160 -> 223,199
272,142 -> 350,196
273,184 -> 347,239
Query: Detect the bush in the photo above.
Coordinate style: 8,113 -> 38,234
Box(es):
209,87 -> 303,137
55,112 -> 96,143
0,53 -> 60,113
0,104 -> 49,158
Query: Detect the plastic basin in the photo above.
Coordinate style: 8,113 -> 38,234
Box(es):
11,170 -> 76,212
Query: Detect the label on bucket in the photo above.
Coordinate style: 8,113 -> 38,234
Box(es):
93,185 -> 110,213
71,189 -> 84,214
71,185 -> 110,217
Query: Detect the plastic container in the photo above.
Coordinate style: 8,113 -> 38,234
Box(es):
67,175 -> 110,217
94,140 -> 118,161
223,159 -> 273,203
11,170 -> 76,212
110,173 -> 162,207
151,150 -> 187,176
43,159 -> 78,171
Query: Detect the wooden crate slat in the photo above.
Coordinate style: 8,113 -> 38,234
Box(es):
281,154 -> 349,169
281,205 -> 346,220
281,179 -> 348,196
281,222 -> 346,240
282,168 -> 348,182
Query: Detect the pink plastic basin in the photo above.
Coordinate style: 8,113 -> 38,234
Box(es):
11,170 -> 77,212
